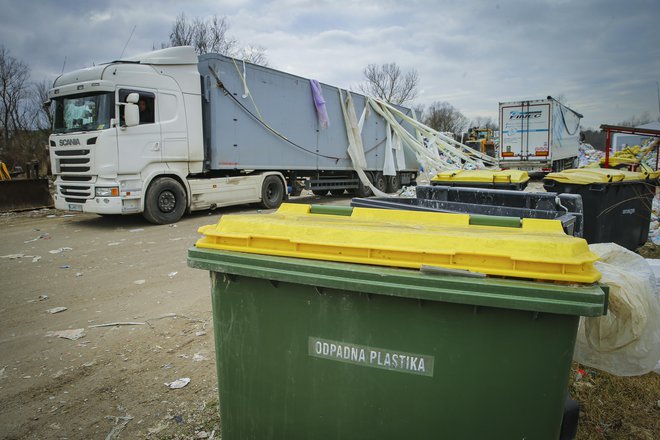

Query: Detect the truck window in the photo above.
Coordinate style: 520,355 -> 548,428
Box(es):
118,90 -> 155,125
52,92 -> 114,133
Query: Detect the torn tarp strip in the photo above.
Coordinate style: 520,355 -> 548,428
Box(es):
310,79 -> 330,129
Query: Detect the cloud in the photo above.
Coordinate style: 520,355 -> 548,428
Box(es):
0,0 -> 658,128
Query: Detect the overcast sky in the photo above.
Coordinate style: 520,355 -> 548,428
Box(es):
1,0 -> 658,129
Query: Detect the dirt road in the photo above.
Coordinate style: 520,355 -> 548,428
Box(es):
0,196 -> 340,440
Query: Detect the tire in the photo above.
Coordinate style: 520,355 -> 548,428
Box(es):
356,179 -> 372,198
312,189 -> 329,196
329,189 -> 345,196
386,174 -> 401,193
260,175 -> 284,209
371,172 -> 387,193
143,177 -> 187,225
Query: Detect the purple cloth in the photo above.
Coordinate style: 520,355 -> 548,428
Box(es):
310,79 -> 330,129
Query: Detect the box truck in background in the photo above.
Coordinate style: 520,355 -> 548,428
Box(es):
47,46 -> 419,224
498,97 -> 582,173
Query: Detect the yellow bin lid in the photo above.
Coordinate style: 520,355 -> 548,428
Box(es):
545,168 -> 625,184
195,204 -> 600,283
432,169 -> 530,184
546,167 -> 650,184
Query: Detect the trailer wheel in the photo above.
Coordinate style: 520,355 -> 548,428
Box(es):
312,189 -> 329,196
143,177 -> 187,225
386,174 -> 401,193
371,172 -> 387,193
260,175 -> 284,209
356,179 -> 372,198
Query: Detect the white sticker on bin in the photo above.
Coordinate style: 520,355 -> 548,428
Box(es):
308,336 -> 434,377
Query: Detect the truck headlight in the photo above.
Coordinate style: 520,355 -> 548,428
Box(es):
95,187 -> 119,197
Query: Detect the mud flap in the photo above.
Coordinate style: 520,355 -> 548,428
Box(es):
0,179 -> 54,212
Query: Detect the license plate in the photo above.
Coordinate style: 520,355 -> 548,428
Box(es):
68,204 -> 83,212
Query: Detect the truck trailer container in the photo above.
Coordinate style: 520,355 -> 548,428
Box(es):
498,97 -> 582,173
47,46 -> 419,223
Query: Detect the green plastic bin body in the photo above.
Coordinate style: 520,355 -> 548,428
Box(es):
188,248 -> 607,440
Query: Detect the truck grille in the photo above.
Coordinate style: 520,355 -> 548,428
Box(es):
54,149 -> 91,173
59,183 -> 93,203
53,146 -> 94,202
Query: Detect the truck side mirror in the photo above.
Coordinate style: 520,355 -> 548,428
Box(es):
122,93 -> 140,127
125,103 -> 139,127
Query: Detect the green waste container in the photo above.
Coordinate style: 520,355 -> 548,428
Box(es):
188,204 -> 608,440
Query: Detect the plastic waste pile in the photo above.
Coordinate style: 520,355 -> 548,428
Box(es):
574,243 -> 660,376
648,194 -> 660,246
577,143 -> 605,168
598,137 -> 660,169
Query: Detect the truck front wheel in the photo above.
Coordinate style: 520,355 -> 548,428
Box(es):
143,177 -> 187,225
260,175 -> 284,209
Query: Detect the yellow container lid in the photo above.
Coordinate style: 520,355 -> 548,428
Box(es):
545,168 -> 626,184
432,169 -> 530,184
546,167 -> 651,183
617,169 -> 650,181
195,204 -> 600,283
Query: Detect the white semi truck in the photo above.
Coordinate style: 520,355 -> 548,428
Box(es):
48,46 -> 419,223
498,97 -> 582,173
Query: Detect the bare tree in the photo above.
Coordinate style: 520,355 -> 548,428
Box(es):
358,63 -> 419,105
618,111 -> 653,128
470,116 -> 498,131
32,80 -> 53,131
0,45 -> 31,155
164,13 -> 268,65
239,44 -> 269,66
424,101 -> 468,137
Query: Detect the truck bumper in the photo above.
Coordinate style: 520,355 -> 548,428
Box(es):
53,193 -> 141,215
498,161 -> 551,172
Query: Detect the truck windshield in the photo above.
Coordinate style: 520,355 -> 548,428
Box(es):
52,92 -> 114,133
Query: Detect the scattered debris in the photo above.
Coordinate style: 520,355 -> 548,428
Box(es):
46,328 -> 86,340
0,366 -> 7,379
104,415 -> 133,440
32,256 -> 41,263
133,279 -> 145,285
147,421 -> 169,435
107,242 -> 121,246
38,294 -> 49,301
46,307 -> 67,314
165,377 -> 191,389
196,431 -> 210,439
24,232 -> 50,243
168,271 -> 178,278
88,321 -> 145,328
1,254 -> 24,259
75,272 -> 83,277
49,247 -> 73,254
195,331 -> 207,337
192,353 -> 208,362
129,228 -> 144,233
59,265 -> 70,269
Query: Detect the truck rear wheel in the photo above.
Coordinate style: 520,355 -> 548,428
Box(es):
143,177 -> 187,225
371,172 -> 387,193
356,179 -> 372,198
386,174 -> 401,193
260,175 -> 284,209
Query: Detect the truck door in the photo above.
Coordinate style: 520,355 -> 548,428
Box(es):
500,102 -> 551,163
158,90 -> 189,164
116,89 -> 161,174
